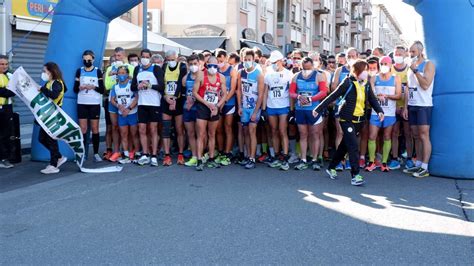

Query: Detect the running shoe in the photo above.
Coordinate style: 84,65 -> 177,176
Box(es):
245,160 -> 256,169
119,157 -> 131,164
269,159 -> 282,168
375,159 -> 382,169
215,154 -> 223,164
196,160 -> 204,171
93,153 -> 103,163
388,160 -> 401,170
177,154 -> 185,165
163,155 -> 172,166
365,162 -> 377,172
103,150 -> 112,160
185,157 -> 198,167
312,161 -> 321,171
264,156 -> 274,165
405,159 -> 415,169
239,157 -> 250,166
257,153 -> 268,163
351,174 -> 365,186
57,157 -> 68,168
403,166 -> 420,174
288,153 -> 299,164
326,169 -> 337,180
359,158 -> 366,169
0,160 -> 14,169
335,162 -> 344,171
137,155 -> 150,166
151,157 -> 158,167
345,160 -> 351,170
219,155 -> 231,166
294,161 -> 308,170
40,165 -> 59,174
381,163 -> 390,172
202,152 -> 209,164
207,160 -> 220,168
109,152 -> 121,162
413,168 -> 429,178
280,161 -> 290,171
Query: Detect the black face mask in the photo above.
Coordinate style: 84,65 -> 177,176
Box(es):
83,60 -> 93,68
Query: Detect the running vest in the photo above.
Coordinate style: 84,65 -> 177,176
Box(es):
164,62 -> 181,97
240,68 -> 261,109
184,73 -> 197,110
198,72 -> 222,105
136,65 -> 160,106
407,60 -> 433,107
0,73 -> 12,106
338,66 -> 350,84
295,71 -> 319,111
373,74 -> 397,117
46,80 -> 65,106
77,67 -> 101,105
218,65 -> 235,106
264,68 -> 292,109
113,81 -> 137,115
392,64 -> 408,108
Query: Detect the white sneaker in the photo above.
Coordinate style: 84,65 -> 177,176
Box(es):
57,157 -> 67,168
118,157 -> 131,164
137,155 -> 150,166
288,153 -> 299,164
93,154 -> 103,162
40,165 -> 60,174
0,160 -> 14,169
150,157 -> 158,167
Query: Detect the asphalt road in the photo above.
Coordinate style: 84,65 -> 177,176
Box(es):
1,157 -> 473,264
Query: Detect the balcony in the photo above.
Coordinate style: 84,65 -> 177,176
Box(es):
351,0 -> 362,5
313,0 -> 330,15
361,28 -> 371,40
362,2 -> 372,16
351,19 -> 363,34
312,34 -> 322,47
336,8 -> 350,26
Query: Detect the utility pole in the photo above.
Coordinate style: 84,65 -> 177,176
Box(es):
142,0 -> 147,49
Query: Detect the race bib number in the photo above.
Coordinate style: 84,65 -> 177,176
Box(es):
378,98 -> 389,107
166,82 -> 177,95
242,81 -> 251,93
299,91 -> 312,107
270,86 -> 283,99
117,95 -> 131,107
204,91 -> 218,104
409,87 -> 417,100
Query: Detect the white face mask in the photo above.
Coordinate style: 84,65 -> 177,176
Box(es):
207,67 -> 218,75
347,59 -> 356,67
41,72 -> 50,82
168,61 -> 177,68
130,61 -> 139,67
244,61 -> 254,69
302,70 -> 313,77
272,63 -> 279,71
369,70 -> 378,77
358,70 -> 368,81
404,57 -> 413,66
140,58 -> 150,66
189,65 -> 199,73
393,56 -> 404,65
114,61 -> 123,67
380,65 -> 391,74
217,62 -> 225,68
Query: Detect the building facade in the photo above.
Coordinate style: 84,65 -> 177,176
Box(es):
371,3 -> 403,53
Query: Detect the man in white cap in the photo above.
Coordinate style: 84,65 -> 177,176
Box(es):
261,50 -> 294,170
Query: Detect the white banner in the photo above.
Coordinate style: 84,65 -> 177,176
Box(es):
7,67 -> 122,173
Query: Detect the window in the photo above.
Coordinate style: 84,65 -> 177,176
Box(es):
241,0 -> 249,10
305,10 -> 310,28
261,0 -> 268,18
303,11 -> 307,29
329,23 -> 332,37
321,20 -> 326,35
291,4 -> 296,22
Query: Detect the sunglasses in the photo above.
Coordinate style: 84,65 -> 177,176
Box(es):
207,64 -> 218,69
328,61 -> 336,64
293,57 -> 302,60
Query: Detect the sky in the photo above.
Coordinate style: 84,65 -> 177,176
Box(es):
372,0 -> 424,44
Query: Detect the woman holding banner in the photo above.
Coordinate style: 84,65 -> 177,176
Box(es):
38,62 -> 68,174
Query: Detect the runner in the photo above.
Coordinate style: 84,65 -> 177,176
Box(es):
216,49 -> 237,166
193,56 -> 228,171
290,57 -> 328,171
263,50 -> 293,170
131,49 -> 165,167
0,55 -> 15,169
73,50 -> 105,162
314,60 -> 384,186
182,55 -> 200,167
403,41 -> 436,178
365,56 -> 402,172
110,66 -> 139,164
236,49 -> 265,169
38,62 -> 68,174
161,50 -> 187,166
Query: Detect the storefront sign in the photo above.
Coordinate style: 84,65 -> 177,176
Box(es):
12,0 -> 58,20
184,25 -> 225,37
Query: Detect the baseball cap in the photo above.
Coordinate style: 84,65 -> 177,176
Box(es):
268,50 -> 284,63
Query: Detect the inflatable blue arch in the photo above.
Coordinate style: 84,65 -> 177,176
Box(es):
32,0 -> 473,178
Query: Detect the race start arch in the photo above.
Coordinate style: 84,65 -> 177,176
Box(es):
404,0 -> 474,179
31,0 -> 143,162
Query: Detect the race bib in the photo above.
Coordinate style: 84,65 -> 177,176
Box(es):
378,97 -> 389,107
204,91 -> 218,104
117,95 -> 131,107
270,86 -> 283,99
166,81 -> 177,95
242,81 -> 251,93
409,87 -> 417,100
299,91 -> 312,107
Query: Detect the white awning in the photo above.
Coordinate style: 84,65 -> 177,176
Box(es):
106,18 -> 192,56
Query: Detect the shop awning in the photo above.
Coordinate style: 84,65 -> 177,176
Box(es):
168,36 -> 228,52
106,18 -> 193,56
240,39 -> 281,56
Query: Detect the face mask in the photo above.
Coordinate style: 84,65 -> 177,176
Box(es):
114,61 -> 123,67
393,56 -> 404,65
337,63 -> 344,68
272,63 -> 279,71
130,61 -> 139,67
358,70 -> 368,81
286,59 -> 293,66
140,58 -> 150,66
347,59 -> 356,67
404,57 -> 412,66
244,61 -> 254,69
217,63 -> 225,68
83,60 -> 93,68
207,67 -> 218,75
41,72 -> 50,82
168,61 -> 177,68
118,74 -> 128,82
190,65 -> 199,73
302,70 -> 313,76
369,70 -> 378,77
380,65 -> 391,74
